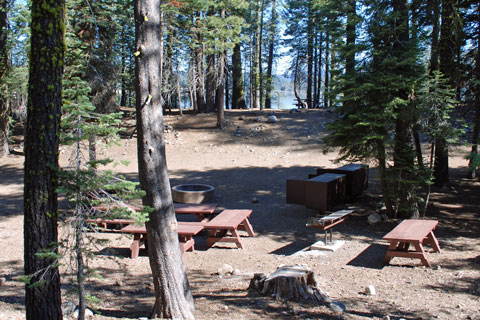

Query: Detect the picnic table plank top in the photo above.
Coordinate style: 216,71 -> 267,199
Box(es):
121,223 -> 204,235
383,219 -> 438,242
205,209 -> 252,229
173,203 -> 217,214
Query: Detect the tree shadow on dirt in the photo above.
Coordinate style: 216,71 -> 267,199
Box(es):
0,259 -> 25,312
0,163 -> 24,219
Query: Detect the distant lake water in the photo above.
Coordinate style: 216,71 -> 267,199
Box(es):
180,94 -> 299,110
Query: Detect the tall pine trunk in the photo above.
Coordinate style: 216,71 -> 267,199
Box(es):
306,0 -> 313,109
195,23 -> 206,113
253,0 -> 262,109
435,0 -> 456,187
134,0 -> 194,317
231,43 -> 246,109
265,0 -> 276,109
429,0 -> 440,74
24,0 -> 65,318
316,31 -> 323,107
324,30 -> 330,108
468,7 -> 480,178
392,0 -> 419,218
0,0 -> 8,157
344,0 -> 356,111
216,11 -> 226,128
206,53 -> 216,112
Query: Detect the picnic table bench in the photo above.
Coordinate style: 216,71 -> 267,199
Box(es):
306,209 -> 353,243
383,219 -> 441,267
205,209 -> 255,249
120,222 -> 204,258
86,202 -> 217,231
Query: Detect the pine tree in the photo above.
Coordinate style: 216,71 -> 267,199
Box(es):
23,0 -> 65,317
134,0 -> 195,317
0,0 -> 7,156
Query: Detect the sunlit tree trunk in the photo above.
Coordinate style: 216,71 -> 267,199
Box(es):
134,0 -> 195,317
216,10 -> 226,128
253,0 -> 262,109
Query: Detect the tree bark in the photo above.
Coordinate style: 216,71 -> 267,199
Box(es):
343,0 -> 356,112
435,0 -> 456,187
392,0 -> 419,218
429,0 -> 440,74
316,31 -> 323,107
253,0 -> 262,109
0,0 -> 8,157
176,62 -> 183,116
134,0 -> 194,318
324,30 -> 330,108
24,0 -> 65,318
231,43 -> 246,109
216,20 -> 226,129
264,0 -> 276,109
188,53 -> 198,112
206,53 -> 216,112
468,6 -> 480,178
306,0 -> 313,109
195,22 -> 206,113
225,60 -> 229,109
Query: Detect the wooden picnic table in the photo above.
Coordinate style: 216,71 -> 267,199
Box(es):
120,222 -> 204,258
383,219 -> 441,267
205,209 -> 255,249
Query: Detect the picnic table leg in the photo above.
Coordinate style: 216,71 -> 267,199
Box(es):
424,231 -> 441,253
230,229 -> 244,249
179,236 -> 195,254
413,242 -> 430,267
239,218 -> 255,237
383,240 -> 399,265
130,234 -> 141,259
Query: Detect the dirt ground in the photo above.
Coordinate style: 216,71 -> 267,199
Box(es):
1,109 -> 479,320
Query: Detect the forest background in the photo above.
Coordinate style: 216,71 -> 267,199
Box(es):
2,0 -> 480,217
1,0 -> 480,318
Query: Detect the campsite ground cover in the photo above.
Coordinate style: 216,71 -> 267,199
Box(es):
0,109 -> 479,319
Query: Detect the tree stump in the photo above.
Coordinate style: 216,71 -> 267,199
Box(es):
249,265 -> 332,304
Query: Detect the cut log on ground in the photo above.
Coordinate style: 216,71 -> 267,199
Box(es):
249,265 -> 332,304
